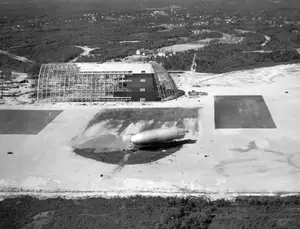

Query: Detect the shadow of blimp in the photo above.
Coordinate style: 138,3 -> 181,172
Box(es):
73,139 -> 197,165
72,108 -> 200,165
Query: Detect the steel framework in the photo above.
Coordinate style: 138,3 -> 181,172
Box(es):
37,63 -> 132,103
37,62 -> 180,103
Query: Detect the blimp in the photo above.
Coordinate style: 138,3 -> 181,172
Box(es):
128,127 -> 189,149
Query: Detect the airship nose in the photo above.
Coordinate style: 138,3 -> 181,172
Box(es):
130,134 -> 142,144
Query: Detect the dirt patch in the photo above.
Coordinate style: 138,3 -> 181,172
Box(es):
1,195 -> 299,229
159,43 -> 206,52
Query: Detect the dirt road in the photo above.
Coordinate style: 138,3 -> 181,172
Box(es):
0,50 -> 34,63
69,46 -> 98,62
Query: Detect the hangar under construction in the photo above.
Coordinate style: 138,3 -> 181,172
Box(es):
37,61 -> 181,103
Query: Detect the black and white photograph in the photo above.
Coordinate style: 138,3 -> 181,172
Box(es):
0,0 -> 300,228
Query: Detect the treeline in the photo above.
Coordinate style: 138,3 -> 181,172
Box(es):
262,25 -> 300,50
80,31 -> 185,63
195,43 -> 300,73
156,40 -> 300,74
10,44 -> 83,64
155,51 -> 195,71
241,32 -> 266,50
0,55 -> 27,73
206,23 -> 300,50
81,29 -> 220,63
189,31 -> 223,41
2,2 -> 300,73
2,16 -> 190,69
0,54 -> 41,77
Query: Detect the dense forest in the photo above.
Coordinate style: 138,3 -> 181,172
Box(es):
0,55 -> 40,76
195,45 -> 300,73
155,23 -> 300,73
155,51 -> 195,71
0,1 -> 300,74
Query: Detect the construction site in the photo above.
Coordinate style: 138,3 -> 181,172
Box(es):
37,61 -> 182,103
1,61 -> 300,228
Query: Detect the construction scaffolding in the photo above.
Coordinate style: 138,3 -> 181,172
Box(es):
37,62 -> 181,103
37,63 -> 132,103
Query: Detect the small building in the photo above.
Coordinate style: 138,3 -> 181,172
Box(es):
157,51 -> 176,57
192,30 -> 201,35
136,49 -> 155,57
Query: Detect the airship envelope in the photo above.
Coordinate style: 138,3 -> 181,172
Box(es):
130,127 -> 189,145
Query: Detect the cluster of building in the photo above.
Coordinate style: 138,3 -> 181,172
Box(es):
135,49 -> 176,58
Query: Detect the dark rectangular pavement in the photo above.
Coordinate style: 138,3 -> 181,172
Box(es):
0,110 -> 62,135
214,95 -> 276,129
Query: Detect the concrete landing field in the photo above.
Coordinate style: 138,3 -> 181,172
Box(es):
1,63 -> 300,199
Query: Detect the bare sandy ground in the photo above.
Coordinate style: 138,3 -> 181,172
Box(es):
0,72 -> 35,105
69,46 -> 98,62
159,43 -> 208,52
261,35 -> 271,47
158,32 -> 244,52
0,63 -> 300,200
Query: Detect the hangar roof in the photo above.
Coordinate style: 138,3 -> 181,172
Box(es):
75,62 -> 154,74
